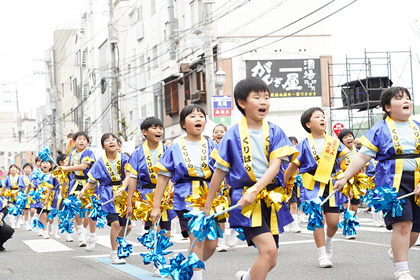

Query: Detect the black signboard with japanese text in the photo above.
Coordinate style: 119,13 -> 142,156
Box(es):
245,59 -> 321,98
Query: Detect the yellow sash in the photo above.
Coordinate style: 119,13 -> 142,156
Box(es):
70,147 -> 88,193
102,153 -> 122,183
238,117 -> 270,182
302,134 -> 339,206
143,141 -> 163,184
10,175 -> 18,190
385,116 -> 420,190
178,136 -> 211,205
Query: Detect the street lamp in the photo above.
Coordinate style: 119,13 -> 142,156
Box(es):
215,67 -> 226,95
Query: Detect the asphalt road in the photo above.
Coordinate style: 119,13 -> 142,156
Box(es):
1,207 -> 419,280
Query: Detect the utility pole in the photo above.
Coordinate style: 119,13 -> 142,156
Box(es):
204,1 -> 216,120
109,0 -> 119,133
15,87 -> 22,143
51,112 -> 56,157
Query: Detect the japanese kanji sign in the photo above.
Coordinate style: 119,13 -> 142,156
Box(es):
246,59 -> 322,98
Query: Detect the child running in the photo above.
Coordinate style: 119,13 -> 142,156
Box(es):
61,131 -> 96,249
126,117 -> 175,275
204,77 -> 298,280
38,159 -> 60,239
21,163 -> 34,231
284,107 -> 349,268
0,164 -> 24,229
56,152 -> 75,242
211,123 -> 231,252
337,128 -> 375,239
78,133 -> 131,263
334,87 -> 420,280
151,104 -> 216,280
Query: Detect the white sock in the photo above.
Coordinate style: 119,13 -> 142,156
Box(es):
77,225 -> 84,235
317,246 -> 328,258
395,261 -> 409,273
89,232 -> 96,240
191,270 -> 203,280
292,214 -> 299,226
111,250 -> 117,254
325,236 -> 333,244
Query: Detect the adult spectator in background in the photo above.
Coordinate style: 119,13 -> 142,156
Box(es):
0,197 -> 14,251
66,132 -> 75,156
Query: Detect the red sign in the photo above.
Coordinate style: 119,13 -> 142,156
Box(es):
213,108 -> 231,117
333,123 -> 344,137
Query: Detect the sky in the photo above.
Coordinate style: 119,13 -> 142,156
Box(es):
0,0 -> 419,118
0,0 -> 85,117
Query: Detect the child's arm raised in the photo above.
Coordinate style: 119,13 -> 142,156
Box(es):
203,168 -> 227,216
239,157 -> 282,208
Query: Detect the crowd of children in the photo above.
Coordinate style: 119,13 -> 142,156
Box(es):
1,78 -> 420,280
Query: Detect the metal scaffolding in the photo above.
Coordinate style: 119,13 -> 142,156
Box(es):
328,49 -> 414,138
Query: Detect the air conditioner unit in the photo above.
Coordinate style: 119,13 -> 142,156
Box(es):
191,90 -> 206,103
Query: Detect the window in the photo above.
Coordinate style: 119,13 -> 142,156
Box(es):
147,57 -> 151,80
153,46 -> 158,69
164,77 -> 179,115
73,78 -> 78,97
141,105 -> 146,118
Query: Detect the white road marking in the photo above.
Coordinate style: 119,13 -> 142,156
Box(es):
22,239 -> 73,253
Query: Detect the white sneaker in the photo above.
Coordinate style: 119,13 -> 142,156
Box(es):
289,224 -> 301,233
110,252 -> 126,264
86,238 -> 96,251
345,234 -> 356,240
318,255 -> 333,268
66,235 -> 74,242
48,225 -> 53,236
38,230 -> 43,236
299,214 -> 308,223
10,221 -> 16,229
78,234 -> 87,247
15,219 -> 21,229
217,243 -> 228,252
395,270 -> 415,280
325,241 -> 333,259
152,266 -> 161,277
235,270 -> 249,280
54,232 -> 61,239
25,222 -> 32,231
18,217 -> 24,225
43,231 -> 50,239
374,220 -> 385,227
